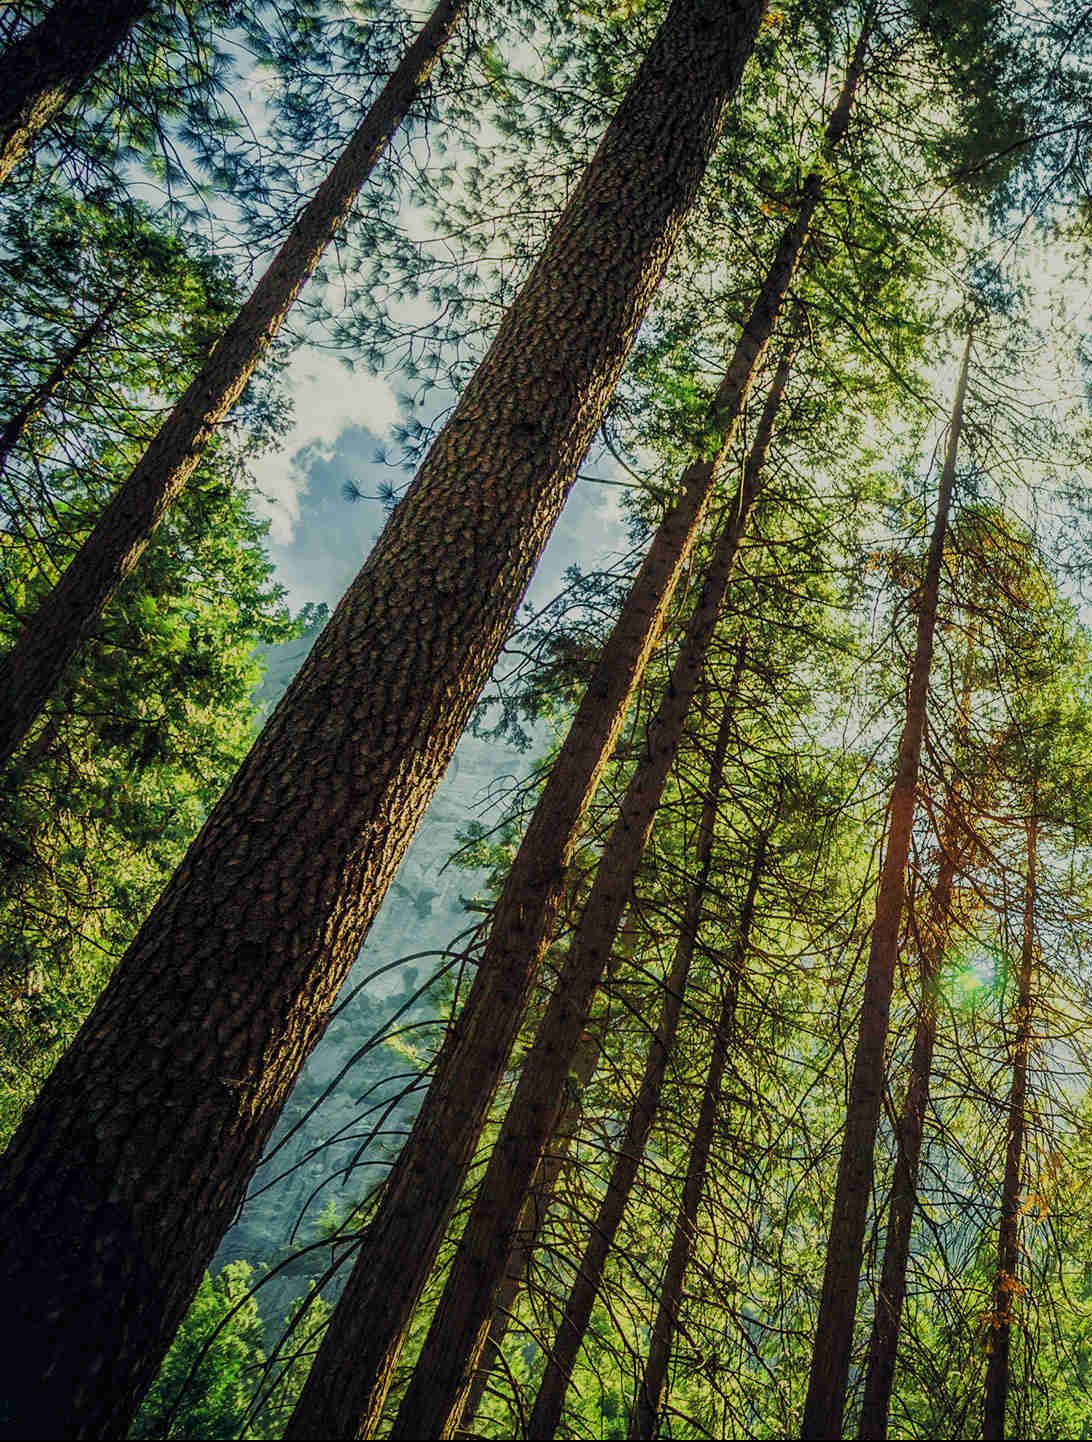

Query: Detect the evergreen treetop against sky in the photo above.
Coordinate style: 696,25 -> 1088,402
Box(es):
7,1 -> 1092,1438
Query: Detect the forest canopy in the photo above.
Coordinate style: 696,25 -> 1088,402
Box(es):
4,2 -> 1092,1440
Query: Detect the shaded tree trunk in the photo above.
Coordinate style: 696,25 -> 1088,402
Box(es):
628,834 -> 766,1440
456,913 -> 641,1436
858,661 -> 977,1440
0,0 -> 151,184
801,330 -> 973,1441
0,5 -> 766,1437
386,354 -> 783,1442
0,0 -> 469,767
982,813 -> 1037,1442
0,291 -> 124,478
525,605 -> 745,1442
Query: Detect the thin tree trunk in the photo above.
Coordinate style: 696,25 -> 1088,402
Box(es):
387,354 -> 784,1442
525,619 -> 742,1442
858,660 -> 976,1440
801,330 -> 973,1442
0,291 -> 124,478
982,814 -> 1037,1442
456,1045 -> 597,1436
0,5 -> 766,1437
456,915 -> 641,1436
0,0 -> 469,768
629,834 -> 766,1440
0,0 -> 152,184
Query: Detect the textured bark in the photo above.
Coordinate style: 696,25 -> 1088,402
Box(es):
982,815 -> 1037,1442
0,0 -> 151,184
279,4 -> 780,1435
629,836 -> 766,1440
0,291 -> 123,477
802,331 -> 973,1442
388,358 -> 778,1442
0,0 -> 468,768
0,5 -> 766,1439
527,586 -> 756,1441
858,664 -> 977,1441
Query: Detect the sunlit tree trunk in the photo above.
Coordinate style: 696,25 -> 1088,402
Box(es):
0,0 -> 152,184
802,330 -> 972,1441
628,833 -> 767,1440
0,5 -> 766,1437
386,357 -> 784,1441
0,0 -> 469,767
982,813 -> 1037,1442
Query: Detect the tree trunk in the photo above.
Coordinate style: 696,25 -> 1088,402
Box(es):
0,290 -> 124,479
628,834 -> 766,1440
982,814 -> 1037,1442
801,330 -> 972,1442
0,0 -> 152,184
525,621 -> 742,1442
0,0 -> 470,768
456,912 -> 640,1436
455,1033 -> 600,1436
386,354 -> 784,1442
0,5 -> 765,1437
285,182 -> 806,1442
858,661 -> 977,1441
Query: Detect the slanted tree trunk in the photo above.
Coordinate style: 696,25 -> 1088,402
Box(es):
982,813 -> 1037,1442
0,0 -> 152,184
0,290 -> 124,478
456,912 -> 642,1436
525,617 -> 743,1442
0,5 -> 767,1437
801,330 -> 972,1441
0,0 -> 470,767
858,660 -> 977,1441
387,354 -> 785,1442
629,833 -> 767,1440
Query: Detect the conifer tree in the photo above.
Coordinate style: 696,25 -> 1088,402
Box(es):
802,329 -> 973,1440
0,4 -> 767,1435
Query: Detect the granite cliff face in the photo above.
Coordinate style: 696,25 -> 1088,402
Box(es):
214,615 -> 520,1316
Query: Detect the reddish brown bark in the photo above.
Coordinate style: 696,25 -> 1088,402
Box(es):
982,814 -> 1037,1442
0,5 -> 765,1438
858,664 -> 977,1441
801,330 -> 973,1442
386,361 -> 781,1441
629,834 -> 766,1440
0,0 -> 152,184
524,614 -> 745,1442
0,0 -> 469,768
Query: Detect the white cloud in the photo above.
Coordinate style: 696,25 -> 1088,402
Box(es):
250,346 -> 400,544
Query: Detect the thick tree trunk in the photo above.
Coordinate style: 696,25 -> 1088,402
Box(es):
628,835 -> 766,1440
0,0 -> 470,768
525,612 -> 744,1442
0,0 -> 151,184
386,355 -> 783,1442
801,330 -> 972,1442
858,665 -> 977,1441
0,291 -> 124,478
982,815 -> 1037,1442
0,5 -> 766,1438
